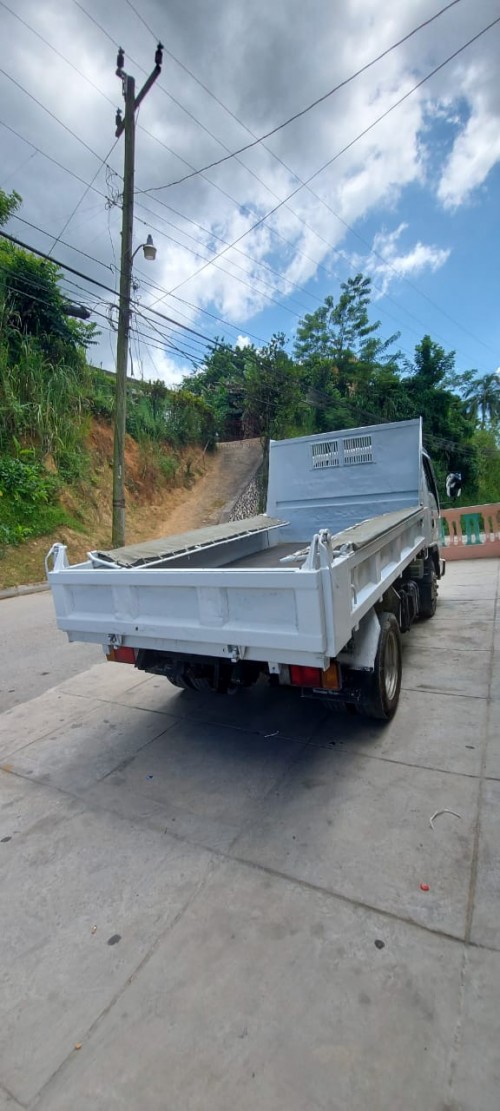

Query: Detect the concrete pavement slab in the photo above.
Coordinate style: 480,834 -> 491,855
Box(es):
409,610 -> 494,652
83,721 -> 307,853
0,1088 -> 23,1110
0,592 -> 102,713
437,582 -> 498,600
449,947 -> 500,1111
470,779 -> 500,950
33,860 -> 465,1111
57,660 -> 151,701
117,675 -> 209,718
484,701 -> 500,779
0,768 -> 84,842
401,645 -> 490,698
311,688 -> 486,777
233,745 -> 478,937
117,677 -> 330,743
436,598 -> 496,621
440,559 -> 498,575
196,681 -> 328,742
1,702 -> 177,795
0,690 -> 96,760
0,803 -> 214,1106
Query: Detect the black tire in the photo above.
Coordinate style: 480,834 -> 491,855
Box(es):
359,613 -> 402,721
418,561 -> 437,619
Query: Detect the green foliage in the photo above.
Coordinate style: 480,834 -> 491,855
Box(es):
242,334 -> 304,443
464,373 -> 500,430
0,332 -> 91,479
185,340 -> 248,439
294,274 -> 402,433
472,429 -> 500,503
0,239 -> 96,364
401,337 -> 479,501
0,188 -> 21,228
134,436 -> 180,489
0,454 -> 79,546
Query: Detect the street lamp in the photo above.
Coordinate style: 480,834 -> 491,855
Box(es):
112,234 -> 157,549
132,235 -> 157,262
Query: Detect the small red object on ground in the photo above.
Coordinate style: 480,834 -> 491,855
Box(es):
420,882 -> 430,892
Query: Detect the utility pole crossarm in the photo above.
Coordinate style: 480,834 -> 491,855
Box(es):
114,43 -> 163,137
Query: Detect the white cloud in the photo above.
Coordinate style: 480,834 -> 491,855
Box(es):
438,104 -> 500,209
353,223 -> 450,295
235,334 -> 251,348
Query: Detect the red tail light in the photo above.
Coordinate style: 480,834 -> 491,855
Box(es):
289,665 -> 322,687
107,646 -> 137,665
289,662 -> 341,690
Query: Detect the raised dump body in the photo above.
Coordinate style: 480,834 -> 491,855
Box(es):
47,419 -> 443,719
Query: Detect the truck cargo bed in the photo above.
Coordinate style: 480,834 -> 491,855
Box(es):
47,505 -> 429,668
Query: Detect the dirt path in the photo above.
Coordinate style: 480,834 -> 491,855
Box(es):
151,438 -> 262,536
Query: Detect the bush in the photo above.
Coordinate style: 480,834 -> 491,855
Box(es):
0,454 -> 77,545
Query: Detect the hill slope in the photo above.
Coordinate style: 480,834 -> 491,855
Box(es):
0,428 -> 263,589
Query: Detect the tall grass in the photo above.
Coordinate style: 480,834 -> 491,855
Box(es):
0,331 -> 91,478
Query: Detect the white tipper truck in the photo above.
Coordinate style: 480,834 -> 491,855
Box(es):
46,418 -> 444,720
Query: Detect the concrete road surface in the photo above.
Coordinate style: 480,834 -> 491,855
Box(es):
0,592 -> 102,712
0,560 -> 498,1110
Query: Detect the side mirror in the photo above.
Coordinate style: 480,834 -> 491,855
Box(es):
446,472 -> 462,499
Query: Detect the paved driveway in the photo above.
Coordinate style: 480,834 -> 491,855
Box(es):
0,559 -> 498,1110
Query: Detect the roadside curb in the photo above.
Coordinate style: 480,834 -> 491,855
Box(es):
0,581 -> 49,601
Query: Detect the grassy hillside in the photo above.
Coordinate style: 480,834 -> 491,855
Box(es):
0,417 -> 214,589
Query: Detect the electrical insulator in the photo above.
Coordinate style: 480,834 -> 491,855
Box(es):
115,108 -> 123,130
155,41 -> 163,67
116,47 -> 125,75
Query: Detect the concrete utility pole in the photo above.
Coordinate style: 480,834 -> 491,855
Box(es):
112,43 -> 163,549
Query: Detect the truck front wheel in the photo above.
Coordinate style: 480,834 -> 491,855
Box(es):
418,561 -> 437,619
359,613 -> 402,721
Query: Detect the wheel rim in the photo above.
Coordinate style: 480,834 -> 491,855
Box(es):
383,630 -> 399,701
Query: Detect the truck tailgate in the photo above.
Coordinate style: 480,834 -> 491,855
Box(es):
49,564 -> 334,667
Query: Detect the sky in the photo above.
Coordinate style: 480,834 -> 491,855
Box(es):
0,0 -> 499,387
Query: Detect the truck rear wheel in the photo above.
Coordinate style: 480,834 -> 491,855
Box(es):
359,613 -> 402,721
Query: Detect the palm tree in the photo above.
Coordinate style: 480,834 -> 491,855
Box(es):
464,373 -> 500,429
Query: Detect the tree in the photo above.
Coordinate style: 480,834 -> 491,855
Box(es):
472,428 -> 500,503
183,340 -> 248,438
0,238 -> 95,363
242,334 -> 302,444
294,275 -> 402,431
0,188 -> 21,228
463,373 -> 500,430
403,336 -> 478,501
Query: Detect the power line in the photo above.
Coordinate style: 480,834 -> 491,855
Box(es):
47,140 -> 119,256
0,230 -> 219,345
11,215 -> 114,271
5,3 -> 494,365
0,259 -> 206,365
63,0 -> 491,365
0,119 -> 112,198
0,67 -> 115,168
4,200 -> 273,346
157,19 -> 500,299
116,1 -> 497,364
1,116 -> 487,370
136,0 -> 463,191
132,198 -> 466,362
70,0 -> 411,325
2,256 -> 496,456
